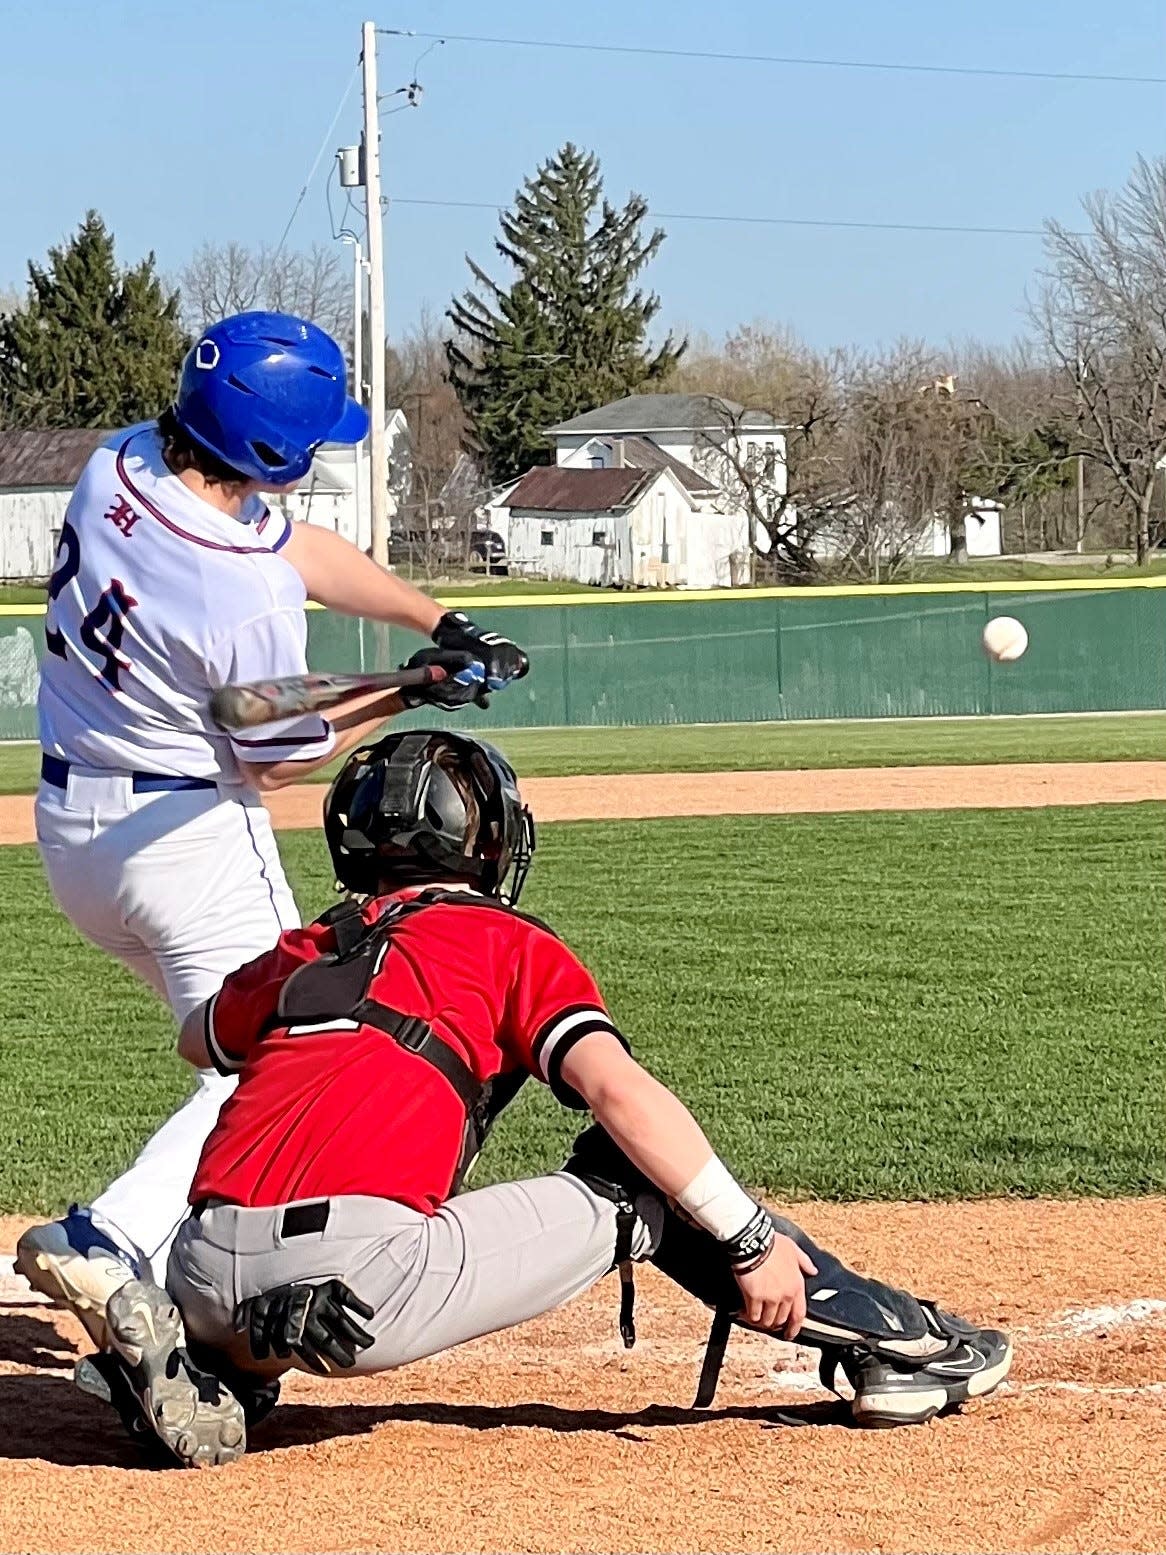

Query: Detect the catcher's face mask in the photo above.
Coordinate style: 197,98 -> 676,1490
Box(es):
324,729 -> 535,903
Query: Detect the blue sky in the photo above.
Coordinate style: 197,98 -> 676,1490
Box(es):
1,0 -> 1162,352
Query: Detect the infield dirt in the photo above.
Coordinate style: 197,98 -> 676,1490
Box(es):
0,759 -> 1164,844
3,1198 -> 1166,1553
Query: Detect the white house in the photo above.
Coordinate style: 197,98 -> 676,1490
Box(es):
501,464 -> 753,589
273,408 -> 411,550
547,393 -> 787,502
916,499 -> 1004,559
810,497 -> 1004,565
486,393 -> 785,588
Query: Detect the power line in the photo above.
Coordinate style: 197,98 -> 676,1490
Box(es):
273,65 -> 360,258
379,28 -> 1166,87
390,194 -> 1079,240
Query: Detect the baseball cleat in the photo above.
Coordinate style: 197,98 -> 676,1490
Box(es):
104,1280 -> 246,1468
15,1205 -> 142,1348
836,1306 -> 1013,1428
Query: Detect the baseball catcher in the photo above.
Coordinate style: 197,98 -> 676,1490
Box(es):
79,729 -> 1012,1465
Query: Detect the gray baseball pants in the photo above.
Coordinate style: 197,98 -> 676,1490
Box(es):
167,1174 -> 663,1378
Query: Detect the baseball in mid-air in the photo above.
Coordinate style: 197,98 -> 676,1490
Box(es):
982,615 -> 1029,663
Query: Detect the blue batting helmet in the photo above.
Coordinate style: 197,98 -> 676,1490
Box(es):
172,311 -> 369,484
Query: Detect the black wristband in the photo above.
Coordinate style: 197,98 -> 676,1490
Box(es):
721,1206 -> 776,1272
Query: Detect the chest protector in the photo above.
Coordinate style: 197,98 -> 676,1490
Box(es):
275,894 -> 529,1193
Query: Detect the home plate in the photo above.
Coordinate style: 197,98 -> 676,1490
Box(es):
1050,1299 -> 1166,1338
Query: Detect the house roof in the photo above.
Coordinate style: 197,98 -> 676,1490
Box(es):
506,466 -> 652,513
0,428 -> 112,488
597,435 -> 717,494
545,393 -> 779,436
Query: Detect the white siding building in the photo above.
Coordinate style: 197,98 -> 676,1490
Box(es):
500,464 -> 751,590
269,408 -> 411,550
0,429 -> 110,580
485,392 -> 786,589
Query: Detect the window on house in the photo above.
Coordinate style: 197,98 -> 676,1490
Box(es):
541,530 -> 554,546
592,529 -> 606,546
763,446 -> 777,479
590,454 -> 604,468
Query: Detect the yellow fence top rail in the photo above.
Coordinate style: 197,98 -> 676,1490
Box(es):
3,573 -> 1166,618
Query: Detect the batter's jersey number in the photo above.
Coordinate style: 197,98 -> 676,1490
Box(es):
46,519 -> 139,691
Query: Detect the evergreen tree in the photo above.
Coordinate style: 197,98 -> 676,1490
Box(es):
0,211 -> 187,428
447,144 -> 684,481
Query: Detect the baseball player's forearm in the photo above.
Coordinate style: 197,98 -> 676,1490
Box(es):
177,1004 -> 211,1068
281,522 -> 444,636
565,1035 -> 814,1336
239,690 -> 405,793
562,1035 -> 719,1200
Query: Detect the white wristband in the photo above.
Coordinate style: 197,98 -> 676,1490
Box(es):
676,1155 -> 758,1243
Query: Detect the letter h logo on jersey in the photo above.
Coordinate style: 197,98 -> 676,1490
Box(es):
104,494 -> 142,538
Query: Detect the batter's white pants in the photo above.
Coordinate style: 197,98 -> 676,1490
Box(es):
35,771 -> 299,1279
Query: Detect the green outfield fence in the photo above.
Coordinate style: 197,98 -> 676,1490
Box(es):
3,577 -> 1166,740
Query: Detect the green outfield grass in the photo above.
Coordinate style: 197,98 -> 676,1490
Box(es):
0,711 -> 1162,795
3,802 -> 1162,1214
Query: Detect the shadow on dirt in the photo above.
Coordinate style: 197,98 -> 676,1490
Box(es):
0,1375 -> 143,1467
6,1281 -> 851,1458
0,1313 -> 78,1370
261,1394 -> 851,1451
0,1362 -> 850,1470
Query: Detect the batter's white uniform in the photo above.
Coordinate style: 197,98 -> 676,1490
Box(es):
36,422 -> 336,1277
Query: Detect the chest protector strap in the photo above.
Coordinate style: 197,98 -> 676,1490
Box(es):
275,899 -> 483,1116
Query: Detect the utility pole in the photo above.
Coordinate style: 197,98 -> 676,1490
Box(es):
346,236 -> 367,553
1075,351 -> 1086,555
361,20 -> 389,566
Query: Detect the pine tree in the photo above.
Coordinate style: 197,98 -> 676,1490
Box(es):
0,211 -> 187,428
446,144 -> 684,481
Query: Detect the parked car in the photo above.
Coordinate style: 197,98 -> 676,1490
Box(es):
468,528 -> 507,574
387,526 -> 509,576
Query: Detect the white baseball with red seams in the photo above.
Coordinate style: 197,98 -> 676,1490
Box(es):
981,615 -> 1029,663
33,423 -> 329,1276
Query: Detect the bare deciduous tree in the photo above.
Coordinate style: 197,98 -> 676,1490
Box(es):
679,341 -> 1001,582
178,242 -> 352,346
1033,154 -> 1166,564
382,310 -> 477,576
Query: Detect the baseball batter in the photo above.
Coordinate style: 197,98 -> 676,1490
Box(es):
77,730 -> 1011,1466
16,313 -> 527,1339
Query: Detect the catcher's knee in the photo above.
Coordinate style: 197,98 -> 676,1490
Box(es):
562,1124 -> 664,1267
564,1126 -> 932,1354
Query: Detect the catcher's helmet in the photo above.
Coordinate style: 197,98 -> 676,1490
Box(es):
324,729 -> 535,903
172,311 -> 368,485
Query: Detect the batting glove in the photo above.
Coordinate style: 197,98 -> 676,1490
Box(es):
399,647 -> 489,710
433,611 -> 529,692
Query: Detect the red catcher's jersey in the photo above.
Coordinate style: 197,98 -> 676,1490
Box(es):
191,889 -> 623,1212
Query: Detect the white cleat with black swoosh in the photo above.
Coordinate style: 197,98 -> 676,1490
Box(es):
104,1280 -> 246,1467
835,1302 -> 1013,1427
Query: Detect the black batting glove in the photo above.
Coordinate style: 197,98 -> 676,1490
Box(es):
433,611 -> 529,692
399,647 -> 489,710
236,1279 -> 375,1374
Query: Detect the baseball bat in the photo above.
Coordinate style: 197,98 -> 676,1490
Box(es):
209,665 -> 445,732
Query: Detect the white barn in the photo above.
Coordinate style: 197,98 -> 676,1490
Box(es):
0,428 -> 110,580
